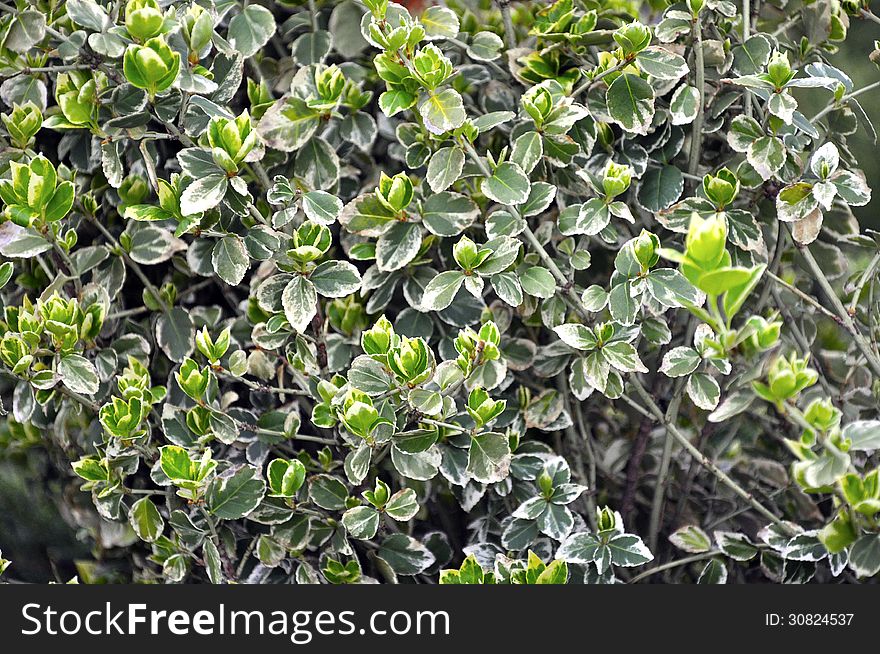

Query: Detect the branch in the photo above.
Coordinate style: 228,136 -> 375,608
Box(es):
812,79 -> 880,123
629,550 -> 720,583
628,377 -> 795,535
496,0 -> 516,50
458,138 -> 593,321
687,14 -> 706,187
83,212 -> 169,312
789,226 -> 880,378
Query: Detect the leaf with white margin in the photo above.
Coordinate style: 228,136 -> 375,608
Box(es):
686,372 -> 721,410
669,525 -> 712,553
58,354 -> 99,394
606,73 -> 655,135
553,323 -> 597,350
602,341 -> 648,373
420,88 -> 466,135
309,260 -> 362,297
206,466 -> 266,520
426,146 -> 465,193
660,346 -> 701,377
282,274 -> 318,332
421,270 -> 465,311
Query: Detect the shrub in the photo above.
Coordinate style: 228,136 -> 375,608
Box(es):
0,0 -> 879,585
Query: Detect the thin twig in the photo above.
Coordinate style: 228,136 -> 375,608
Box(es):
687,14 -> 706,188
628,378 -> 795,534
789,226 -> 880,378
629,550 -> 720,583
847,251 -> 880,316
496,0 -> 516,50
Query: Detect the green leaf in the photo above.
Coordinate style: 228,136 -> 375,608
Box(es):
212,235 -> 249,286
159,445 -> 193,482
520,182 -> 557,217
467,431 -> 511,483
519,266 -> 556,299
295,137 -> 340,191
467,31 -> 504,61
156,307 -> 194,362
602,341 -> 648,373
697,559 -> 728,584
0,225 -> 51,258
843,421 -> 880,451
491,271 -> 523,306
511,131 -> 543,174
302,191 -> 342,225
727,115 -> 764,152
647,268 -> 703,308
228,4 -> 276,57
180,174 -> 228,216
606,73 -> 655,135
732,34 -> 772,75
344,443 -> 372,484
393,429 -> 439,454
637,165 -> 683,212
608,281 -> 637,325
636,48 -> 688,80
748,136 -> 785,180
58,354 -> 99,395
421,6 -> 460,40
6,10 -> 46,53
293,30 -> 332,65
659,346 -> 701,377
282,274 -> 318,333
715,531 -> 758,561
538,503 -> 574,540
329,1 -> 368,58
553,323 -> 597,350
848,534 -> 880,578
421,270 -> 465,311
207,466 -> 266,520
481,162 -> 530,205
722,264 -> 765,320
309,474 -> 349,510
556,531 -> 601,564
203,539 -> 222,583
124,204 -> 170,222
419,89 -> 466,135
421,192 -> 479,237
66,2 -> 109,38
379,89 -> 418,117
536,558 -> 569,584
128,225 -> 185,265
342,506 -> 379,539
426,146 -> 465,193
339,193 -> 397,236
257,96 -> 320,152
669,84 -> 700,125
0,261 -> 12,289
376,221 -> 422,272
309,260 -> 362,297
607,533 -> 653,567
669,525 -> 712,553
687,372 -> 721,410
696,266 -> 754,296
129,497 -> 164,542
378,534 -> 436,575
391,445 -> 441,481
347,355 -> 394,395
385,488 -> 419,521
833,171 -> 871,206
474,236 -> 521,275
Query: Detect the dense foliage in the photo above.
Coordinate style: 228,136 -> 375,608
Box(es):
1,0 -> 880,585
